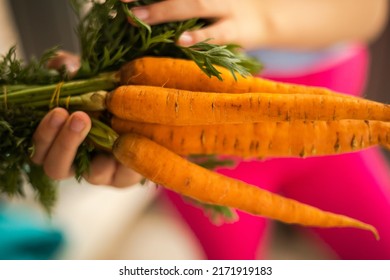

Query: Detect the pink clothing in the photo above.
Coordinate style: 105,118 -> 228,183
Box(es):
164,45 -> 390,259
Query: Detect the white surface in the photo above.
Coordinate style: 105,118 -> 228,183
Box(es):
53,179 -> 159,259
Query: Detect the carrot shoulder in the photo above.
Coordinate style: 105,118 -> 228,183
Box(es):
120,56 -> 343,96
111,118 -> 390,158
106,85 -> 390,125
113,133 -> 379,238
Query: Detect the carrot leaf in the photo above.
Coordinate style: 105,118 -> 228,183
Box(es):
184,197 -> 238,224
72,0 -> 262,79
0,106 -> 56,212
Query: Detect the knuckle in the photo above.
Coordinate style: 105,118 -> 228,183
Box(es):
85,174 -> 111,186
113,177 -> 141,188
43,163 -> 67,181
112,167 -> 143,188
190,30 -> 207,44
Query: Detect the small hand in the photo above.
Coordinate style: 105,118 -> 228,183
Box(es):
31,52 -> 143,188
31,108 -> 142,187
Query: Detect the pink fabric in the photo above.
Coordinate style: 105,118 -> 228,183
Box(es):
261,44 -> 369,97
164,45 -> 390,259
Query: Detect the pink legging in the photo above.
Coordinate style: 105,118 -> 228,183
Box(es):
164,45 -> 390,259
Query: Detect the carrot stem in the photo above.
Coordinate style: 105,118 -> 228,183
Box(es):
28,91 -> 108,111
0,72 -> 118,107
88,118 -> 119,151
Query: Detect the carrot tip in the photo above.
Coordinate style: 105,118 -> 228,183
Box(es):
371,227 -> 380,241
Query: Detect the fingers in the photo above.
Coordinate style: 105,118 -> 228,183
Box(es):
46,50 -> 81,78
123,0 -> 268,49
32,108 -> 91,180
111,162 -> 143,188
84,154 -> 143,188
122,0 -> 264,48
31,108 -> 69,165
126,0 -> 233,46
128,0 -> 228,25
179,18 -> 265,49
32,108 -> 141,187
178,19 -> 237,46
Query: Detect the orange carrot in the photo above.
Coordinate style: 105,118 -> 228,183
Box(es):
106,85 -> 390,125
112,118 -> 390,158
120,56 -> 344,96
113,132 -> 379,238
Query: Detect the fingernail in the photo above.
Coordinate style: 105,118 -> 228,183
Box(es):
49,111 -> 66,128
178,32 -> 194,46
132,8 -> 149,21
70,116 -> 86,132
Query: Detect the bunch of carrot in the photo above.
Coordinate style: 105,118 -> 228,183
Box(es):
103,56 -> 390,239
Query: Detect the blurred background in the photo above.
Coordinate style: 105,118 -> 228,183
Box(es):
0,0 -> 389,260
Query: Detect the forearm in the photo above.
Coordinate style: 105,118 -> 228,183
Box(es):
260,0 -> 388,49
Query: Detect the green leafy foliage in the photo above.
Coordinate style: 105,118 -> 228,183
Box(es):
188,154 -> 236,170
185,197 -> 238,224
25,164 -> 58,214
0,46 -> 67,85
73,141 -> 95,182
0,107 -> 56,212
72,0 -> 261,78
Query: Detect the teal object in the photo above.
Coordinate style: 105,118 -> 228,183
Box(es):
0,205 -> 63,260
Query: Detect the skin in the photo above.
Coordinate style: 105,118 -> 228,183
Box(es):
31,52 -> 142,187
122,0 -> 388,50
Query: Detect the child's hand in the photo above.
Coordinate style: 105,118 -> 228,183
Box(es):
31,52 -> 143,188
122,0 -> 266,49
31,108 -> 142,187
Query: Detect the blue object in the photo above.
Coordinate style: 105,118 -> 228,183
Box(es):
248,44 -> 348,73
0,204 -> 63,260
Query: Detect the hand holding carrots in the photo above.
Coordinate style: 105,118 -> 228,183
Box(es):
31,52 -> 142,188
26,41 -> 389,236
122,0 -> 265,49
122,0 -> 388,49
28,50 -> 388,237
31,107 -> 142,187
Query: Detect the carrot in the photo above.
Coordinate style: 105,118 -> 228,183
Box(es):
120,56 -> 344,96
106,85 -> 390,125
112,118 -> 390,158
113,132 -> 379,238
